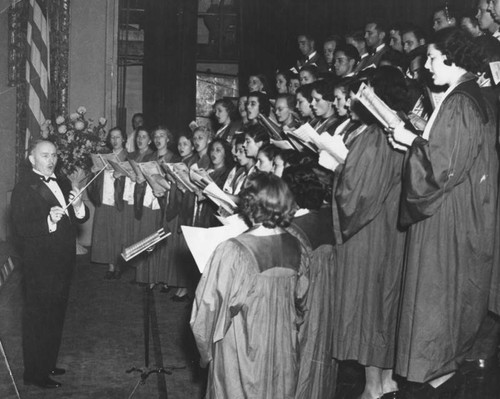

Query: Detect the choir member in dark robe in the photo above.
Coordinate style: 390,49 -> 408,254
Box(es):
247,73 -> 270,94
255,144 -> 280,173
331,68 -> 408,399
295,83 -> 317,125
190,172 -> 309,399
243,123 -> 270,163
195,138 -> 233,228
89,127 -> 128,279
122,127 -> 155,271
275,69 -> 290,94
299,64 -> 320,86
12,140 -> 89,388
213,98 -> 240,143
246,91 -> 278,137
134,126 -> 179,287
310,79 -> 340,134
164,132 -> 198,300
237,95 -> 249,126
288,73 -> 301,95
223,135 -> 256,203
274,94 -> 300,130
282,165 -> 337,399
192,126 -> 212,170
391,28 -> 498,398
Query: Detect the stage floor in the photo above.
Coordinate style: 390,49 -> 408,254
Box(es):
0,252 -> 499,398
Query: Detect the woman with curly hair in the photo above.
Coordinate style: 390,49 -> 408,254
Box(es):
190,172 -> 309,399
212,98 -> 240,143
310,79 -> 340,134
391,27 -> 498,397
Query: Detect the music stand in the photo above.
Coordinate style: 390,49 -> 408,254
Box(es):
126,253 -> 185,398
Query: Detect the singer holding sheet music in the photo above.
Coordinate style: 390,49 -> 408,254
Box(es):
190,173 -> 309,398
11,140 -> 89,389
391,28 -> 499,389
88,127 -> 128,279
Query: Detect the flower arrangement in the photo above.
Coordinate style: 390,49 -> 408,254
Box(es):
42,106 -> 108,175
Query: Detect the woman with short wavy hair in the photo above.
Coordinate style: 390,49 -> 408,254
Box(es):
190,172 -> 308,399
392,27 -> 498,397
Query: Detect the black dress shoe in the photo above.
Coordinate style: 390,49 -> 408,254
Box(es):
171,294 -> 190,302
50,367 -> 66,376
24,377 -> 62,389
104,271 -> 114,280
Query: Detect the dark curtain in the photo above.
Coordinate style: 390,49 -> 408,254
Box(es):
239,0 -> 475,93
143,0 -> 197,134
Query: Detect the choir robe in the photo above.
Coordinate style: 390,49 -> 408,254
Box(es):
395,77 -> 498,383
190,232 -> 310,399
163,153 -> 198,288
331,123 -> 406,369
288,210 -> 337,399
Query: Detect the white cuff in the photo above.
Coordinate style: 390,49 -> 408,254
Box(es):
73,202 -> 86,219
47,215 -> 57,233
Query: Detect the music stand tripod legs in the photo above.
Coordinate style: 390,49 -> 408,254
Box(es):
126,284 -> 185,398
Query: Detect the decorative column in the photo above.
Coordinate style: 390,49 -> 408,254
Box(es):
9,0 -> 71,181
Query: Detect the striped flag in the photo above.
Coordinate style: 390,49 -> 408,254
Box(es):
25,0 -> 50,152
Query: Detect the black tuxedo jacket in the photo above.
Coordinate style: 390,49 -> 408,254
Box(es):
11,169 -> 89,292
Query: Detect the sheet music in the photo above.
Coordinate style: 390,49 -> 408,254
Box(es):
355,83 -> 403,129
181,223 -> 248,273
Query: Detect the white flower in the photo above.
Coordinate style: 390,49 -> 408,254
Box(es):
99,117 -> 107,126
58,125 -> 67,134
55,116 -> 65,125
40,129 -> 49,139
74,121 -> 85,131
77,106 -> 87,115
70,113 -> 79,121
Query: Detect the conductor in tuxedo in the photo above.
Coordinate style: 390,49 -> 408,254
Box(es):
11,139 -> 89,389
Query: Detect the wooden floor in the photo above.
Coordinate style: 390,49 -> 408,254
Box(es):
0,252 -> 499,399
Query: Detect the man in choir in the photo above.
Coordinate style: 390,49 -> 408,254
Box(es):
126,112 -> 144,153
347,30 -> 371,72
432,5 -> 457,31
363,20 -> 389,67
461,14 -> 483,37
389,24 -> 403,52
295,33 -> 326,71
11,140 -> 89,389
477,0 -> 500,39
322,35 -> 342,73
333,44 -> 360,78
487,0 -> 500,36
401,25 -> 427,54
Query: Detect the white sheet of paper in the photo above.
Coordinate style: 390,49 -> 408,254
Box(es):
318,151 -> 340,171
181,223 -> 248,273
490,61 -> 500,85
292,123 -> 322,146
319,133 -> 349,163
270,139 -> 294,150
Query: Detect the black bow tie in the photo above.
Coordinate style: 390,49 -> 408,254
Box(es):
40,175 -> 57,183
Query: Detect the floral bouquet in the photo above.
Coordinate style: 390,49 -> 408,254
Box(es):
42,106 -> 108,178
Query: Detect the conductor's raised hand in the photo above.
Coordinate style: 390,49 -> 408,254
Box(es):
49,206 -> 65,224
69,186 -> 84,209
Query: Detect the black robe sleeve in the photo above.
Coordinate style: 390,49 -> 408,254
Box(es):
399,93 -> 484,227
